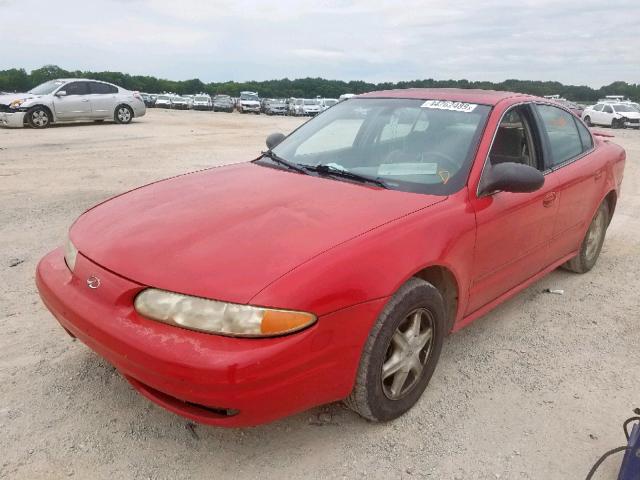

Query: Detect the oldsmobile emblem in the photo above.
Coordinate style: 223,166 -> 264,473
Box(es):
86,276 -> 101,289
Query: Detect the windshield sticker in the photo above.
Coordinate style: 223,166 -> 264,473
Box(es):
421,100 -> 477,112
378,163 -> 438,176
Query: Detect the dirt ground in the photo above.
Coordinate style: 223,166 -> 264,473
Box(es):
1,109 -> 638,480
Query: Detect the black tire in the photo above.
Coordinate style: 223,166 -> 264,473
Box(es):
26,106 -> 51,129
345,278 -> 445,422
584,116 -> 592,127
611,118 -> 622,129
114,105 -> 133,124
562,201 -> 609,273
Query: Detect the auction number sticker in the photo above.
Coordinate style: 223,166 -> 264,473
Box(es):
421,100 -> 477,112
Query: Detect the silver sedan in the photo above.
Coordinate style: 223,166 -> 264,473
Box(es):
0,78 -> 146,128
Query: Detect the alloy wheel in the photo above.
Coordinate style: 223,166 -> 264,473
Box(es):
117,107 -> 131,123
381,308 -> 434,400
32,110 -> 49,127
584,207 -> 606,261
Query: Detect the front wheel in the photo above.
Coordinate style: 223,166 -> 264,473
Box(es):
562,201 -> 609,273
345,278 -> 445,422
114,105 -> 133,124
26,106 -> 51,129
584,116 -> 592,127
611,118 -> 623,129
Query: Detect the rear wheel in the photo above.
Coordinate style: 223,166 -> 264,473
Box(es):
26,106 -> 51,128
562,201 -> 609,273
345,278 -> 445,422
114,105 -> 133,124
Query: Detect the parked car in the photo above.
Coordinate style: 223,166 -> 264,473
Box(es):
582,103 -> 640,129
171,96 -> 190,110
154,94 -> 173,109
319,98 -> 339,111
212,95 -> 234,112
193,94 -> 212,111
36,89 -> 625,427
237,91 -> 260,114
0,78 -> 145,128
339,93 -> 356,101
263,98 -> 288,115
141,93 -> 156,108
555,99 -> 584,118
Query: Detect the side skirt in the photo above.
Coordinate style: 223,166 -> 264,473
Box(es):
452,251 -> 578,333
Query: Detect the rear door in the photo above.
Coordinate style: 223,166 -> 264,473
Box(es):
533,104 -> 606,262
88,82 -> 118,118
467,103 -> 559,314
53,81 -> 92,119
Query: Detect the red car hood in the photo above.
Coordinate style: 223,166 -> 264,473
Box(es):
71,163 -> 443,304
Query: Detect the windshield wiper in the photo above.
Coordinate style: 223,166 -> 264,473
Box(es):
260,151 -> 309,175
303,164 -> 388,189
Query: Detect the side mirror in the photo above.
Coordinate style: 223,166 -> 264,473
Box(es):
266,132 -> 286,150
55,90 -> 67,97
479,162 -> 544,195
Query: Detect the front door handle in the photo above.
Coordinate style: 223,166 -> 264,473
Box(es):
543,192 -> 557,208
81,99 -> 89,102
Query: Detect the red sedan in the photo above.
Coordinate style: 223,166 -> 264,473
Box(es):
37,89 -> 625,427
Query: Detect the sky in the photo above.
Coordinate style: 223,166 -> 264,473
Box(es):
1,0 -> 638,87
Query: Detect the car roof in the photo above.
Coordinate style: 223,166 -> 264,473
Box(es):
357,88 -> 531,106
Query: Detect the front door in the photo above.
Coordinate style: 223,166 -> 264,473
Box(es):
467,104 -> 559,314
53,81 -> 92,119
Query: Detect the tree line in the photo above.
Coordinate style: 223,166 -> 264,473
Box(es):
1,65 -> 638,102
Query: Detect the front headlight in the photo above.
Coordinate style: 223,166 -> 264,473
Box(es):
64,237 -> 78,272
134,288 -> 317,337
9,99 -> 26,109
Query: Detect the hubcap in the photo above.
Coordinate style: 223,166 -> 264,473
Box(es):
118,108 -> 131,122
585,208 -> 606,260
32,110 -> 48,127
381,308 -> 434,400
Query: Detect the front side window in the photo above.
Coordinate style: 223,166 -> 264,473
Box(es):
64,82 -> 89,95
488,105 -> 539,170
269,98 -> 491,195
536,104 -> 583,168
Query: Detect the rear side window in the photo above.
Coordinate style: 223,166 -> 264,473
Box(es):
536,104 -> 583,168
575,119 -> 594,151
64,82 -> 89,95
90,82 -> 117,94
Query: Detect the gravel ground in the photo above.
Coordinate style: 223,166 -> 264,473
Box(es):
1,109 -> 638,480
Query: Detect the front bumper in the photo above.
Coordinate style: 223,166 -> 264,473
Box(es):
36,248 -> 385,427
0,111 -> 26,128
623,120 -> 639,128
240,105 -> 260,112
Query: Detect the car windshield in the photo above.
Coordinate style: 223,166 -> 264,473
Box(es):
241,94 -> 258,101
29,80 -> 66,95
157,95 -> 170,100
195,96 -> 209,101
270,98 -> 491,195
304,99 -> 318,105
613,104 -> 635,113
325,100 -> 338,106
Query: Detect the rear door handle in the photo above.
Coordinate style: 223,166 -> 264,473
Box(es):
543,192 -> 557,207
